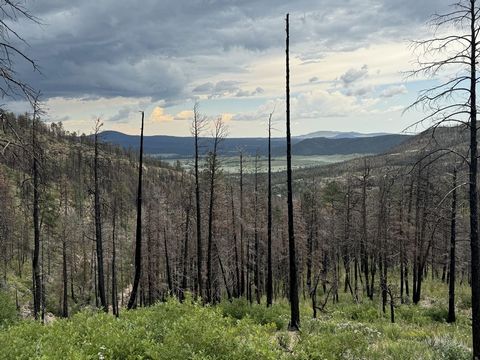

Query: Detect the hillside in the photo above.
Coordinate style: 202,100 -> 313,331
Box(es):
99,130 -> 292,157
100,130 -> 410,157
281,134 -> 410,156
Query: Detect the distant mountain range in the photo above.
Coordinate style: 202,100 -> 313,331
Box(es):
99,130 -> 410,157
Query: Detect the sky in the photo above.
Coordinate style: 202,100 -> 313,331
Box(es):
5,0 -> 454,137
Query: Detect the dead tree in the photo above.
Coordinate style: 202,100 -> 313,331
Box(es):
253,153 -> 261,304
191,103 -> 207,299
285,13 -> 300,330
93,119 -> 107,312
266,111 -> 274,307
206,117 -> 227,304
448,168 -> 457,323
32,98 -> 42,319
408,1 -> 480,353
127,111 -> 144,309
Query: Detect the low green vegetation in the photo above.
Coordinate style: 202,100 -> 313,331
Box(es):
0,281 -> 472,360
162,154 -> 363,173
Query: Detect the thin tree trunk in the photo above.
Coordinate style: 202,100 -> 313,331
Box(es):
32,103 -> 42,320
94,120 -> 107,312
447,168 -> 457,323
267,113 -> 273,307
127,111 -> 144,309
181,192 -> 192,301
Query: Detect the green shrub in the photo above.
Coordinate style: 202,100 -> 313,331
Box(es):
428,336 -> 471,360
219,298 -> 289,330
0,290 -> 17,327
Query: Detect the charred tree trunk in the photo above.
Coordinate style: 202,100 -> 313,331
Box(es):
112,201 -> 118,317
164,227 -> 173,294
230,186 -> 240,298
285,13 -> 300,330
447,168 -> 457,323
267,113 -> 274,307
254,154 -> 261,304
193,105 -> 204,300
468,4 -> 480,356
180,192 -> 192,301
127,111 -> 144,309
61,184 -> 68,318
94,120 -> 107,312
239,152 -> 245,297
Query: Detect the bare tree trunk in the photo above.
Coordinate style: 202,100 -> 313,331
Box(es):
111,201 -> 118,317
239,152 -> 245,297
285,13 -> 300,330
164,227 -> 173,294
206,118 -> 226,304
181,192 -> 192,301
192,104 -> 205,300
127,111 -> 144,309
468,4 -> 480,355
61,183 -> 68,318
230,186 -> 240,298
32,103 -> 42,320
94,120 -> 107,312
254,154 -> 261,304
448,168 -> 457,323
266,113 -> 273,307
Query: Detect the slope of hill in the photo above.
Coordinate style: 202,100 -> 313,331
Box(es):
99,131 -> 291,157
100,131 -> 410,157
278,134 -> 410,156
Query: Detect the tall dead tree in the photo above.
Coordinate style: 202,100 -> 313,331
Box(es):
285,13 -> 300,330
253,153 -> 261,304
230,186 -> 241,297
266,111 -> 274,307
93,119 -> 107,312
127,111 -> 144,309
61,179 -> 68,318
408,1 -> 480,354
239,151 -> 245,296
32,98 -> 42,320
191,104 -> 207,299
111,200 -> 119,317
206,117 -> 227,303
447,168 -> 457,323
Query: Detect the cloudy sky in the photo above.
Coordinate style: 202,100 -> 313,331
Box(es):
7,0 -> 452,137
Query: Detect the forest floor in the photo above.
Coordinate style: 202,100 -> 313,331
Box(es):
0,280 -> 473,359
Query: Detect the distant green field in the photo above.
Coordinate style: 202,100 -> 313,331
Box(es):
160,154 -> 364,173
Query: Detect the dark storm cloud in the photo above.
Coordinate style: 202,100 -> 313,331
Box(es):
12,0 -> 452,101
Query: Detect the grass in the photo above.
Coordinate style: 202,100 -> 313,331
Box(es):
0,281 -> 473,359
161,154 -> 362,173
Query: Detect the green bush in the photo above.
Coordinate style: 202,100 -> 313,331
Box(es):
0,298 -> 285,360
219,298 -> 289,330
0,290 -> 17,327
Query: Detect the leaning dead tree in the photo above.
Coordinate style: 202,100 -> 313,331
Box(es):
407,1 -> 480,356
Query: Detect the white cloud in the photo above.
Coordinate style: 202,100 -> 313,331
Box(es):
380,85 -> 408,98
